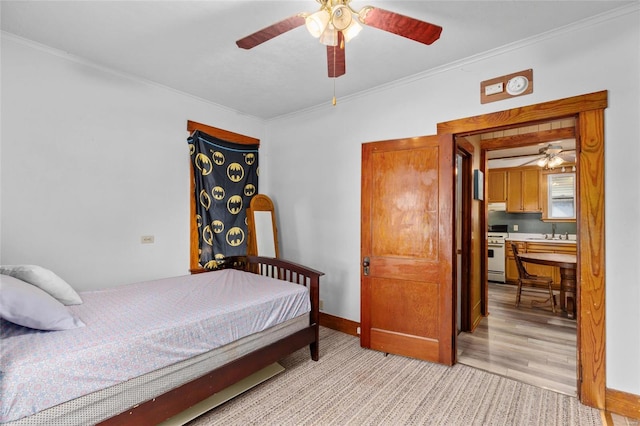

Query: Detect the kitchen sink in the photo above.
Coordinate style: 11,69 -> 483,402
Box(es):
527,237 -> 574,242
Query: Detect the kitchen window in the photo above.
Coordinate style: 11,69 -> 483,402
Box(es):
547,173 -> 576,219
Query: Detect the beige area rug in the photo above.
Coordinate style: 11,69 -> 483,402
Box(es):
187,327 -> 601,425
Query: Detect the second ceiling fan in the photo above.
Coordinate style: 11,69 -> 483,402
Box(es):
236,0 -> 442,78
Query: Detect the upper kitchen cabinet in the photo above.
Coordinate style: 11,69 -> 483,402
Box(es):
506,168 -> 541,213
487,170 -> 507,202
541,168 -> 576,221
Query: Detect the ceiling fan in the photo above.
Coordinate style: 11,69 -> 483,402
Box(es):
520,144 -> 576,169
235,0 -> 442,80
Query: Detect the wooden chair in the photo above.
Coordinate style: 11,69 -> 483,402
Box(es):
511,243 -> 556,313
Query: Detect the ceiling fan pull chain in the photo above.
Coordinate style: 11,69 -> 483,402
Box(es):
332,43 -> 337,106
333,80 -> 337,106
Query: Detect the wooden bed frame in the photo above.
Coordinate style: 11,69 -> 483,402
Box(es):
98,256 -> 323,425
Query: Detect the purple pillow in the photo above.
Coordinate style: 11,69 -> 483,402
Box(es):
0,274 -> 85,330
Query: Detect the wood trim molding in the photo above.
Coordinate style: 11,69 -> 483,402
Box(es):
605,388 -> 640,420
480,127 -> 575,151
320,312 -> 360,337
438,90 -> 607,135
186,121 -> 260,272
187,120 -> 260,145
577,108 -> 606,408
437,91 -> 608,409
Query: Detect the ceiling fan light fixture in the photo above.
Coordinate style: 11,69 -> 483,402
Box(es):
320,24 -> 339,46
342,18 -> 362,42
537,158 -> 548,167
305,10 -> 330,38
549,156 -> 564,168
331,5 -> 352,31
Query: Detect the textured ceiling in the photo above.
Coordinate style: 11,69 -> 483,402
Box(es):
1,1 -> 633,119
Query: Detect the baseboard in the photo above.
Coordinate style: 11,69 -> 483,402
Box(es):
606,387 -> 640,420
320,312 -> 360,337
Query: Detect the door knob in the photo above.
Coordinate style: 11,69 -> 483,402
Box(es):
363,257 -> 370,276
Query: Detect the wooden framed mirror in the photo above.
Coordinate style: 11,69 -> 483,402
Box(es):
247,194 -> 279,258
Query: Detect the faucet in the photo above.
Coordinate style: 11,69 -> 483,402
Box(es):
551,224 -> 556,239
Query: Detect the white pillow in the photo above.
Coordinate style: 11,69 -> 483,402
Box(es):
0,274 -> 85,330
0,265 -> 82,305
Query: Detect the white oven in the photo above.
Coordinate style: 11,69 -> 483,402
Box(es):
487,232 -> 508,283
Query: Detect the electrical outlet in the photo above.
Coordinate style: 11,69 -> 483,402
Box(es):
141,235 -> 155,244
319,300 -> 324,310
357,326 -> 361,335
513,225 -> 519,231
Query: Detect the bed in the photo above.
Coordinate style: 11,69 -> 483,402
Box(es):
0,256 -> 323,425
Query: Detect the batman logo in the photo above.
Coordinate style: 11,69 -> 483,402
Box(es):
244,184 -> 256,197
227,195 -> 243,214
196,214 -> 202,228
226,227 -> 245,247
245,153 -> 256,166
202,260 -> 218,270
212,220 -> 224,234
212,186 -> 225,201
195,153 -> 213,176
212,151 -> 225,166
199,190 -> 211,210
227,163 -> 244,183
256,166 -> 260,177
215,253 -> 225,262
202,225 -> 213,246
188,144 -> 195,155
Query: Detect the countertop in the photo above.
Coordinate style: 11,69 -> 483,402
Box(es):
506,233 -> 577,244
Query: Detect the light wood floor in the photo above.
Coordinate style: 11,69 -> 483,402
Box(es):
457,282 -> 578,397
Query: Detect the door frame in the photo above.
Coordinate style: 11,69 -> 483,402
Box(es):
455,143 -> 474,332
438,90 -> 607,408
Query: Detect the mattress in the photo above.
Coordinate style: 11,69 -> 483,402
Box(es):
2,315 -> 308,426
0,269 -> 310,424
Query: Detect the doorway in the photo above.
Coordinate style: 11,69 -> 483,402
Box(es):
438,91 -> 607,408
458,121 -> 579,396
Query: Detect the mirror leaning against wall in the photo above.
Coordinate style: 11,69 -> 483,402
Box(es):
246,194 -> 279,258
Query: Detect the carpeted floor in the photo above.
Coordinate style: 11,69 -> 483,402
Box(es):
187,327 -> 601,425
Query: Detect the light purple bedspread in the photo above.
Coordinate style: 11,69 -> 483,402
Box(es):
0,269 -> 310,423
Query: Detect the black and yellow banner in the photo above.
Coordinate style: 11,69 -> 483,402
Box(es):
188,130 -> 259,269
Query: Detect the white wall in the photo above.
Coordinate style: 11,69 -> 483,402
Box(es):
263,6 -> 640,394
1,5 -> 638,396
0,34 -> 265,290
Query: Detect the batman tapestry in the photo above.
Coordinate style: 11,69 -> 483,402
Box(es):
187,130 -> 259,269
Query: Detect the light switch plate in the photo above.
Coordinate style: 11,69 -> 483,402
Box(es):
485,82 -> 504,96
480,69 -> 533,104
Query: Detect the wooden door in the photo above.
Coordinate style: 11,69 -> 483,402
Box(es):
361,134 -> 455,365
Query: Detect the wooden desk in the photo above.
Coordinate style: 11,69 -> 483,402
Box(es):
517,252 -> 577,319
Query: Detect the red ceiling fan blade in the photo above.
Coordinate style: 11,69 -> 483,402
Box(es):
360,7 -> 442,45
236,15 -> 305,49
327,32 -> 346,78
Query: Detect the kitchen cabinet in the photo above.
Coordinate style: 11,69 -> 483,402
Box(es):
506,240 -> 577,290
506,168 -> 541,213
487,170 -> 507,202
